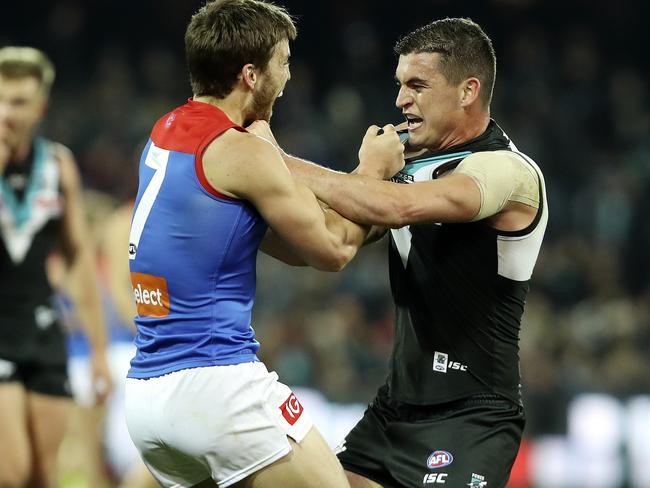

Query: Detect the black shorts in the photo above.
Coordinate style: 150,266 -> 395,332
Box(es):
338,385 -> 524,488
0,358 -> 71,398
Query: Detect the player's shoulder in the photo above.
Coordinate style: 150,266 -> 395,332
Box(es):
455,150 -> 540,187
46,140 -> 76,169
463,150 -> 537,174
204,128 -> 281,166
464,149 -> 523,165
46,140 -> 80,189
43,139 -> 74,163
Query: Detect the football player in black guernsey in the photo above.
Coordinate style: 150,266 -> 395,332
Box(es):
0,47 -> 111,488
249,17 -> 548,488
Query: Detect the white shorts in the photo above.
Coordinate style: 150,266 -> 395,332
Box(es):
125,362 -> 313,488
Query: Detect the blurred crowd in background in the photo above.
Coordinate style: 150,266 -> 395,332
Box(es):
3,0 -> 649,484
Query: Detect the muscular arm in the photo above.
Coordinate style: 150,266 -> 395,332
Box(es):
260,203 -> 366,266
283,153 -> 481,227
283,148 -> 542,230
202,130 -> 369,271
58,145 -> 112,402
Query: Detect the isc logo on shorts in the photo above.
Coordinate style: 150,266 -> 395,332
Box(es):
279,393 -> 303,426
130,272 -> 170,317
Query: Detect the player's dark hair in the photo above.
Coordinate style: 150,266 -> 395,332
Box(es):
395,18 -> 496,107
185,0 -> 297,99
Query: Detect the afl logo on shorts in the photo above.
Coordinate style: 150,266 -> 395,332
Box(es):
279,393 -> 304,426
131,272 -> 170,317
427,450 -> 454,469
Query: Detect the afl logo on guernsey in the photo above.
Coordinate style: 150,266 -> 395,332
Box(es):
427,450 -> 453,469
279,393 -> 304,426
131,272 -> 170,317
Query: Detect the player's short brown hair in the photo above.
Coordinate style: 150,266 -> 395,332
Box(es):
395,18 -> 496,107
185,0 -> 297,99
0,46 -> 56,97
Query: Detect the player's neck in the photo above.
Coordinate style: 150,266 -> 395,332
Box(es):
437,111 -> 490,151
193,94 -> 247,127
9,136 -> 34,164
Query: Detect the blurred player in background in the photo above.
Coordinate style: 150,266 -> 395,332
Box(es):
0,46 -> 111,488
124,1 -> 403,487
52,192 -> 158,488
251,17 -> 548,488
102,200 -> 158,488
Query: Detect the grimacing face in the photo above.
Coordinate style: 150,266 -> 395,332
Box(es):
247,39 -> 291,124
395,52 -> 465,151
0,75 -> 47,153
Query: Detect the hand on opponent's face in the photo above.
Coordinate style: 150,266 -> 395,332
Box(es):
357,124 -> 405,180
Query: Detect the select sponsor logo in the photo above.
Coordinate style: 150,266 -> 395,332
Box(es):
279,392 -> 303,426
423,473 -> 448,484
131,272 -> 170,317
427,451 -> 454,469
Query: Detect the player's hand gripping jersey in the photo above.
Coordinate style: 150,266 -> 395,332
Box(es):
128,100 -> 267,378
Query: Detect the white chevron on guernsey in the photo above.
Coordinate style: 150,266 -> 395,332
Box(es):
390,153 -> 466,268
0,143 -> 63,264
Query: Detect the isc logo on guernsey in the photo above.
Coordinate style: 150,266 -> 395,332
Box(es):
131,272 -> 170,317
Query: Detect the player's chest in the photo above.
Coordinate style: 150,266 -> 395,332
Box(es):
391,151 -> 471,184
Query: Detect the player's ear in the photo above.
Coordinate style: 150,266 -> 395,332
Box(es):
460,77 -> 481,107
241,63 -> 257,90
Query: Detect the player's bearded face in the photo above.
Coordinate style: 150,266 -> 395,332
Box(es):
248,40 -> 290,124
251,75 -> 279,122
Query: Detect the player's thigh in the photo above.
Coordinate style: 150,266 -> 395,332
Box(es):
345,471 -> 384,488
0,381 -> 31,484
26,390 -> 73,478
119,461 -> 162,488
337,393 -> 397,488
233,427 -> 349,488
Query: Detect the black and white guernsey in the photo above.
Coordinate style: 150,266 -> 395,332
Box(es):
0,138 -> 66,366
387,120 -> 548,405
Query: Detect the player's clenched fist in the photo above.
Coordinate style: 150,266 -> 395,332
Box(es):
247,120 -> 280,149
357,124 -> 405,180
